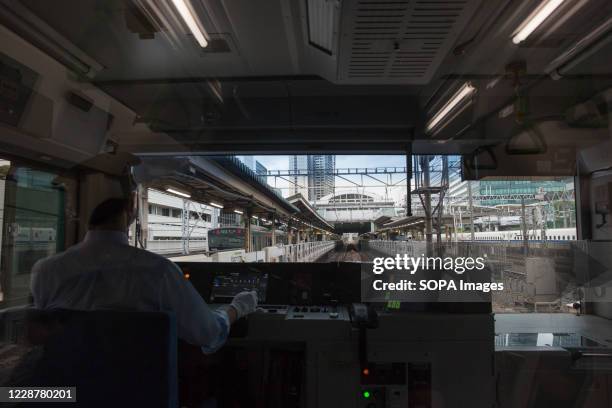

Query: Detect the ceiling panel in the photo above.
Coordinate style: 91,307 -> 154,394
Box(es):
337,0 -> 481,84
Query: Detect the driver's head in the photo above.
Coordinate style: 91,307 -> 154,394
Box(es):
80,153 -> 140,231
87,174 -> 137,230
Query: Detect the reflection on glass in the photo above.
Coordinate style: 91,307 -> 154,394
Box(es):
495,333 -> 606,348
0,163 -> 67,307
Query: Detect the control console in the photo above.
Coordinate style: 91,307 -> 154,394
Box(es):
286,305 -> 344,320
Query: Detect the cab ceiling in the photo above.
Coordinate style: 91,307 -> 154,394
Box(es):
14,0 -> 481,84
337,0 -> 480,84
3,0 -> 612,156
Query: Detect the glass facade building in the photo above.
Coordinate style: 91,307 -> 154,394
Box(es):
308,155 -> 335,201
479,179 -> 570,206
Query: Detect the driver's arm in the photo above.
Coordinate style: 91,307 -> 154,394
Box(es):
160,262 -> 256,353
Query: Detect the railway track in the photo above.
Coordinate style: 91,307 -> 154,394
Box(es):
318,243 -> 374,262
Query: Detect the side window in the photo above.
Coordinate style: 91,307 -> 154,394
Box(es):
0,160 -> 76,308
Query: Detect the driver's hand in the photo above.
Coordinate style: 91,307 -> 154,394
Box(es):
230,291 -> 258,319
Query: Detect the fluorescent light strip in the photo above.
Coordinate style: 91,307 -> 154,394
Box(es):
307,0 -> 336,53
209,202 -> 223,209
512,0 -> 565,45
233,209 -> 244,215
426,82 -> 476,133
171,0 -> 208,48
166,187 -> 191,198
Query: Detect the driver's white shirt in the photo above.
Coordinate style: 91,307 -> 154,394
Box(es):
31,230 -> 229,353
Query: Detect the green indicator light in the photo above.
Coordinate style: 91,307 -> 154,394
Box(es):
363,391 -> 371,399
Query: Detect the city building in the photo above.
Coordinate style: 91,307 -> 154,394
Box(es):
236,155 -> 255,171
448,179 -> 478,204
255,161 -> 267,175
146,189 -> 215,255
288,155 -> 309,198
288,155 -> 336,201
308,155 -> 335,201
316,192 -> 396,226
478,179 -> 572,206
255,161 -> 268,184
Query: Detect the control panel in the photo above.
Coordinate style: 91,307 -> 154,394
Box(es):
210,270 -> 269,302
174,262 -> 493,408
359,363 -> 431,408
178,261 -> 363,306
286,305 -> 345,320
221,304 -> 347,321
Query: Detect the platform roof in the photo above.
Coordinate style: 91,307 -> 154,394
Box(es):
377,203 -> 501,232
136,156 -> 298,219
286,193 -> 334,232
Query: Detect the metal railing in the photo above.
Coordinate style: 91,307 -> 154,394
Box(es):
166,241 -> 336,262
363,239 -> 576,257
280,241 -> 336,262
147,240 -> 208,255
363,240 -> 427,257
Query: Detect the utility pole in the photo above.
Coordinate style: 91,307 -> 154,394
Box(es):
134,184 -> 148,249
540,205 -> 547,243
521,197 -> 528,251
182,199 -> 189,255
244,209 -> 253,252
467,181 -> 475,240
452,209 -> 457,242
422,156 -> 433,244
406,150 -> 412,216
436,156 -> 448,243
287,219 -> 294,244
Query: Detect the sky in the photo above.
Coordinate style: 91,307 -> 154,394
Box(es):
254,155 -> 407,171
253,155 -> 410,204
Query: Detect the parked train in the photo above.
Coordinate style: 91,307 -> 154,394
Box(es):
456,228 -> 577,242
341,233 -> 359,245
207,226 -> 288,252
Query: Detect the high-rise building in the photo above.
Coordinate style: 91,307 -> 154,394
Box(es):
255,161 -> 267,176
288,155 -> 308,198
236,155 -> 255,171
255,161 -> 268,184
288,155 -> 336,201
308,155 -> 335,201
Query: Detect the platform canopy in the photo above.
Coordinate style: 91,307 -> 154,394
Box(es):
286,194 -> 334,233
136,156 -> 298,219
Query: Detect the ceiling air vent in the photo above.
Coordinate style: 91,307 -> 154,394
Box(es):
337,0 -> 479,84
202,34 -> 232,53
199,33 -> 238,55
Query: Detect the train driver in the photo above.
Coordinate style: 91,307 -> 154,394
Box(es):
30,153 -> 256,353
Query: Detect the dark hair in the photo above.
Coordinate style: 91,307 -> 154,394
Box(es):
89,198 -> 129,227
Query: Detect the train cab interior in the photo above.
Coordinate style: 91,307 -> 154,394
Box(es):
0,0 -> 611,407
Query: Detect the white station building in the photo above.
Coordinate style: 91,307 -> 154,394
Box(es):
315,192 -> 397,232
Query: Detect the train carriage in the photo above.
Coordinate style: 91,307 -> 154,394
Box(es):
208,226 -> 287,252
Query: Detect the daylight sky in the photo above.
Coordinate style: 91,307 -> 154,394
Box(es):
254,155 -> 410,204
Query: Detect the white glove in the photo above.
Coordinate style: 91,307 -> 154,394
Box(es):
230,291 -> 258,319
